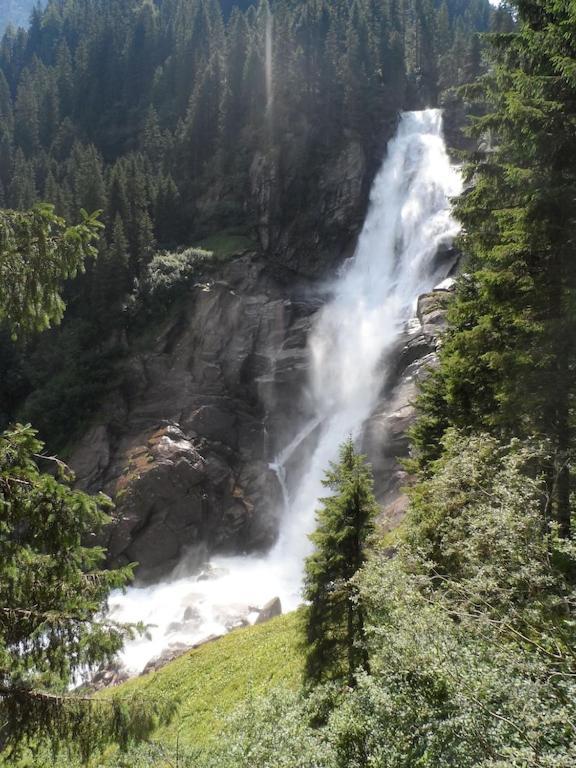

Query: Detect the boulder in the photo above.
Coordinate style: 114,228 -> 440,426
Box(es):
255,597 -> 282,625
88,661 -> 130,691
142,644 -> 191,676
417,289 -> 454,346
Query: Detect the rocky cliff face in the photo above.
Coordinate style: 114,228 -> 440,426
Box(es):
362,281 -> 455,530
71,256 -> 318,580
70,244 -> 453,581
247,122 -> 398,279
68,121 -> 458,582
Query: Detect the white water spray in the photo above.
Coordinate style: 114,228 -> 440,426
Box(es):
108,109 -> 462,675
265,9 -> 273,116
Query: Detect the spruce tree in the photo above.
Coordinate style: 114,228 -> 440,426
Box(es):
413,0 -> 576,537
303,438 -> 378,686
0,425 -> 151,760
0,204 -> 161,759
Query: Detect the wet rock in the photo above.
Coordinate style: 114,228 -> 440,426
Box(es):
362,284 -> 455,512
214,603 -> 252,631
103,425 -> 217,580
142,643 -> 191,676
183,605 -> 202,623
192,634 -> 223,650
255,597 -> 282,624
417,289 -> 454,346
89,661 -> 130,691
196,565 -> 228,582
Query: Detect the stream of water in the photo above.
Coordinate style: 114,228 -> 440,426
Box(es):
108,109 -> 463,675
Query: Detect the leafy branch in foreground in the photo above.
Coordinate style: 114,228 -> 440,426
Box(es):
0,423 -> 167,760
0,204 -> 102,338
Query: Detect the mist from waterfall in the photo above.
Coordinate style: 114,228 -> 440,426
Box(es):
265,8 -> 273,116
108,109 -> 463,676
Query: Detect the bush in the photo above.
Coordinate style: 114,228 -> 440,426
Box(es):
135,248 -> 214,311
186,434 -> 576,768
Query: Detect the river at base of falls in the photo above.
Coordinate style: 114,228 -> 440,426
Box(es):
107,108 -> 463,676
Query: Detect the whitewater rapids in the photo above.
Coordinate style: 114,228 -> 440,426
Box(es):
108,108 -> 463,675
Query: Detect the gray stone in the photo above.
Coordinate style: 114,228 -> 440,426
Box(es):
255,597 -> 282,624
68,256 -> 455,582
142,644 -> 191,676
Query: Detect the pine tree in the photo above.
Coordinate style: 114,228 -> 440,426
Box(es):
0,69 -> 14,141
0,422 -> 162,761
303,438 -> 378,686
0,205 -> 164,757
7,148 -> 35,210
13,69 -> 39,154
413,0 -> 576,537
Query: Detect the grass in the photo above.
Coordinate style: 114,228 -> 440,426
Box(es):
104,611 -> 303,750
3,612 -> 303,767
195,229 -> 256,260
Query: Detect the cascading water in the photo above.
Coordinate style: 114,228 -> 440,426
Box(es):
107,109 -> 463,675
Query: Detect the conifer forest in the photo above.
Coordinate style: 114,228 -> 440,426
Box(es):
2,2 -> 576,767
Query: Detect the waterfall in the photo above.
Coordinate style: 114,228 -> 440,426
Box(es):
271,108 -> 462,581
107,109 -> 462,676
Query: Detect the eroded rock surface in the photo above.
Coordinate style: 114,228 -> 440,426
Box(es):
362,284 -> 455,528
70,248 -> 454,580
70,256 -> 319,580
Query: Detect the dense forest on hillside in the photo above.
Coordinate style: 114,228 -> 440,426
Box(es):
8,1 -> 576,767
0,0 -> 493,446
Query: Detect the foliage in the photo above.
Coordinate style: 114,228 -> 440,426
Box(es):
412,0 -> 576,536
0,204 -> 102,338
0,423 -> 164,761
334,433 -> 576,768
134,433 -> 576,768
0,200 -> 161,759
135,247 -> 214,310
16,612 -> 305,766
18,318 -> 122,448
195,687 -> 337,768
303,438 -> 378,685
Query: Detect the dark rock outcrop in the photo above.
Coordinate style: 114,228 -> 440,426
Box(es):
70,255 -> 319,581
362,284 -> 455,529
248,130 -> 397,280
255,597 -> 282,624
70,237 -> 454,581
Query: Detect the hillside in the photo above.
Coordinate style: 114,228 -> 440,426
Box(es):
109,612 -> 303,750
7,613 -> 303,767
3,1 -> 576,767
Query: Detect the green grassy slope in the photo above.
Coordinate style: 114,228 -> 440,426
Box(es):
108,611 -> 303,750
195,229 -> 257,260
1,612 -> 303,767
